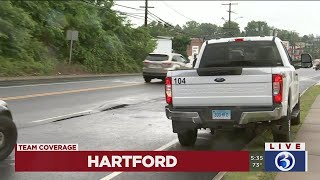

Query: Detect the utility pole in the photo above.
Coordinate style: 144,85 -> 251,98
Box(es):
291,31 -> 297,60
140,0 -> 154,27
258,21 -> 262,36
222,2 -> 238,36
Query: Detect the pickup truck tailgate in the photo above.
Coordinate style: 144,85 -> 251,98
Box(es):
171,68 -> 273,107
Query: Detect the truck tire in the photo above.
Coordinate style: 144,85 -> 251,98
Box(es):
291,96 -> 301,126
144,76 -> 151,83
272,104 -> 291,142
177,129 -> 197,146
0,116 -> 17,161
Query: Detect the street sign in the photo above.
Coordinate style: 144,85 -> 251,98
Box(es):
66,30 -> 79,64
66,30 -> 78,41
192,46 -> 199,57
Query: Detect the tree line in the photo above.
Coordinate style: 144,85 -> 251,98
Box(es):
149,20 -> 320,59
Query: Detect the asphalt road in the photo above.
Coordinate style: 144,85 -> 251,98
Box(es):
0,68 -> 319,180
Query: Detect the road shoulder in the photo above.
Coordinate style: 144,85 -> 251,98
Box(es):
0,73 -> 141,82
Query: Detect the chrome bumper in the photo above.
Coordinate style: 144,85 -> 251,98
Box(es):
238,107 -> 282,124
165,107 -> 283,125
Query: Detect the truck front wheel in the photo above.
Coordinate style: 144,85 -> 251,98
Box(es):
177,129 -> 197,146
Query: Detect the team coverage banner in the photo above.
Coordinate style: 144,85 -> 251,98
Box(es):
15,144 -> 249,172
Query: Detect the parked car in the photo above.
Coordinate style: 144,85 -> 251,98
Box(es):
313,59 -> 320,70
165,36 -> 313,146
0,100 -> 17,160
143,53 -> 191,83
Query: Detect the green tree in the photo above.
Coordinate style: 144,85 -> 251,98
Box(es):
183,21 -> 200,36
197,23 -> 219,39
221,21 -> 240,37
147,21 -> 175,37
172,35 -> 191,57
244,21 -> 271,36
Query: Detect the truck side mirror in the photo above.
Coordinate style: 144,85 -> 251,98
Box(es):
301,53 -> 313,68
291,58 -> 301,69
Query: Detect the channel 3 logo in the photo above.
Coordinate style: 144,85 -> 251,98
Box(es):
275,151 -> 295,171
265,142 -> 308,172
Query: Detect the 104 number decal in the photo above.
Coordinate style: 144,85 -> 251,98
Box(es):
174,78 -> 186,84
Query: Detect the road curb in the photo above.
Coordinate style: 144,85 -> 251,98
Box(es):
301,80 -> 319,96
0,73 -> 141,82
212,82 -> 319,180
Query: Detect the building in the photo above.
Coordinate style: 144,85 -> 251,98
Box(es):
152,36 -> 173,54
186,38 -> 205,59
288,42 -> 305,60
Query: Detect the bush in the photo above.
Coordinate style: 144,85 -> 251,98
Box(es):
0,57 -> 54,76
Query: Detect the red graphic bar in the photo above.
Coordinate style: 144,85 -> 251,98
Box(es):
15,151 -> 249,172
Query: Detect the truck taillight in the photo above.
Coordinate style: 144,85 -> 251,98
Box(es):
235,38 -> 244,42
165,77 -> 172,104
273,74 -> 283,104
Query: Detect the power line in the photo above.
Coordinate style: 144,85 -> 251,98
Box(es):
147,15 -> 161,23
120,13 -> 153,23
117,11 -> 153,22
114,2 -> 156,27
122,12 -> 145,15
148,11 -> 173,27
147,10 -> 197,37
75,2 -> 152,23
160,1 -> 196,22
125,14 -> 145,20
128,15 -> 153,22
113,3 -> 143,11
118,12 -> 145,18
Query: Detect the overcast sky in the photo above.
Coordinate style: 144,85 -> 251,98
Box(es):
113,1 -> 320,36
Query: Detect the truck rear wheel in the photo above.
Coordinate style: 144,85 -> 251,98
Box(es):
272,105 -> 291,142
0,116 -> 17,161
177,129 -> 197,146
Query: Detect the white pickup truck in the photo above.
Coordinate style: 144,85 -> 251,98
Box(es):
165,36 -> 313,146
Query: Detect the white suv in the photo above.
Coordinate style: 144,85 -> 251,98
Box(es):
143,53 -> 191,83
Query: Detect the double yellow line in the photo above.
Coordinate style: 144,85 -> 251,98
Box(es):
1,83 -> 144,101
